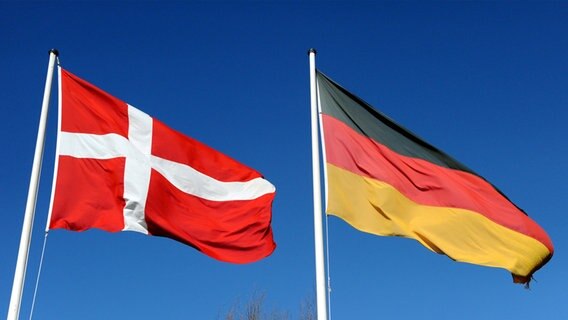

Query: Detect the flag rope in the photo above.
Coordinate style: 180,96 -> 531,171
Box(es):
315,57 -> 333,320
28,232 -> 49,320
324,213 -> 332,320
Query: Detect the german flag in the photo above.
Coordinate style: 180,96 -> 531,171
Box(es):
316,71 -> 553,283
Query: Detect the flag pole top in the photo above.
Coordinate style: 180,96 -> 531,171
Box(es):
308,48 -> 317,55
48,49 -> 59,57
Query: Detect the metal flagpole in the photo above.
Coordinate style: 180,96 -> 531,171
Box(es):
308,48 -> 328,320
8,49 -> 59,320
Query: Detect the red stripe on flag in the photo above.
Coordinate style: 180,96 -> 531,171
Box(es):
50,156 -> 126,232
61,69 -> 129,137
322,114 -> 553,253
152,119 -> 262,182
145,170 -> 276,263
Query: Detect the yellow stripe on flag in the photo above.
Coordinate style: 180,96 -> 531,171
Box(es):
326,164 -> 550,278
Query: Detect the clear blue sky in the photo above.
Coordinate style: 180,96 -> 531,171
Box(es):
2,2 -> 567,319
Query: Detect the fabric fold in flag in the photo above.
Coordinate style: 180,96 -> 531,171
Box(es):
316,70 -> 553,283
48,68 -> 276,264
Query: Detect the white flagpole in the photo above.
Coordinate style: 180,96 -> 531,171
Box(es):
308,48 -> 328,320
8,49 -> 59,320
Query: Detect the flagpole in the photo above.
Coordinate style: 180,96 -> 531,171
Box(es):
8,49 -> 59,320
308,48 -> 328,320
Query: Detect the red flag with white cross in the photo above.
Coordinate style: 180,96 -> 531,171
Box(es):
48,68 -> 276,263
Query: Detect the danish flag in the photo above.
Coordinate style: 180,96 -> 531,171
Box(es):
48,68 -> 276,263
